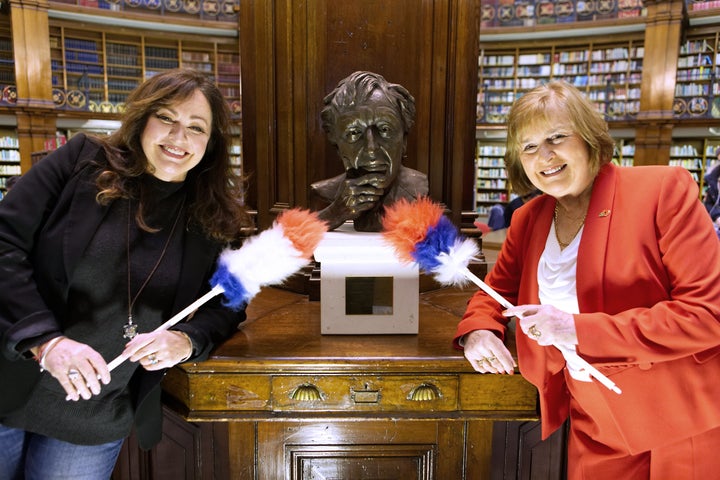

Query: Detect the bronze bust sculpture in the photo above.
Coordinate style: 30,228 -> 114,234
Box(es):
311,71 -> 429,231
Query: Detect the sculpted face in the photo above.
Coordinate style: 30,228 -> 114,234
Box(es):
333,90 -> 406,189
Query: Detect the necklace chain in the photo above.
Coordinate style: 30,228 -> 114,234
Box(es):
553,204 -> 586,249
123,197 -> 185,340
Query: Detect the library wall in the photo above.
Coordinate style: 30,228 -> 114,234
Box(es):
474,0 -> 720,217
0,0 -> 242,194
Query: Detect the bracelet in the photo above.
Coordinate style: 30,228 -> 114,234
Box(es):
176,331 -> 194,363
34,336 -> 65,372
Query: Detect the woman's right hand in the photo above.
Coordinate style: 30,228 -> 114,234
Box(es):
40,337 -> 111,401
462,330 -> 516,374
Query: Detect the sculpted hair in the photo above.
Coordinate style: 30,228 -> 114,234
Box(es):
505,80 -> 615,195
320,71 -> 416,143
94,68 -> 250,242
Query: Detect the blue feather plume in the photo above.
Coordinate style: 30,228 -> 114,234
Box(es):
412,216 -> 458,272
210,263 -> 251,310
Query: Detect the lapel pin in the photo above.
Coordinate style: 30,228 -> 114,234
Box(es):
599,209 -> 611,217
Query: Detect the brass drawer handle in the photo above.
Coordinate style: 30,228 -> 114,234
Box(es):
351,384 -> 381,404
291,384 -> 322,401
409,383 -> 440,401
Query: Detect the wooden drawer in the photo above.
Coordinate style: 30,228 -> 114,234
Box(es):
458,373 -> 537,412
163,371 -> 272,412
271,374 -> 459,412
164,369 -> 538,415
163,371 -> 459,413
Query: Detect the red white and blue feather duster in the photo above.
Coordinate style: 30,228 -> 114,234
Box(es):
108,208 -> 327,371
381,197 -> 621,394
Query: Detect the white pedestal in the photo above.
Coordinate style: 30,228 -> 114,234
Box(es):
313,226 -> 419,335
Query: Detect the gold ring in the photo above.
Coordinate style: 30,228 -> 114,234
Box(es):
528,325 -> 542,339
485,356 -> 497,363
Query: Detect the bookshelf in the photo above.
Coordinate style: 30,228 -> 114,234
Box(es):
0,19 -> 16,107
612,138 -> 635,167
49,24 -> 241,118
669,140 -> 705,193
474,139 -> 508,215
673,29 -> 720,120
0,128 -> 20,193
477,36 -> 645,125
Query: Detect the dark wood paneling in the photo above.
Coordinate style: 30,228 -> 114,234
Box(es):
240,0 -> 480,228
491,420 -> 568,480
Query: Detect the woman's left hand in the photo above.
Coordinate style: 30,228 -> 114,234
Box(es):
504,304 -> 578,346
123,330 -> 193,370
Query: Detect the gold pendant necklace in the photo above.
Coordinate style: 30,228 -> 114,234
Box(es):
123,197 -> 185,340
553,204 -> 586,249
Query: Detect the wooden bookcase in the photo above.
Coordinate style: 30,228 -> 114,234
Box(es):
474,140 -> 508,216
673,28 -> 719,120
474,1 -> 720,213
475,34 -> 645,212
49,24 -> 241,116
0,128 -> 20,193
477,36 -> 644,125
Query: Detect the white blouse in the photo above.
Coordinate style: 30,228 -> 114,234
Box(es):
537,221 -> 591,382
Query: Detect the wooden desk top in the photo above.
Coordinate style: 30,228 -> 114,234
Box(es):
163,286 -> 536,420
184,286 -> 517,374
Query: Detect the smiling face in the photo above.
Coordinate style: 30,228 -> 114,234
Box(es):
333,90 -> 405,188
141,89 -> 212,182
518,109 -> 595,201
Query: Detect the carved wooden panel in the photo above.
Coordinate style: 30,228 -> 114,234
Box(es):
490,420 -> 568,480
254,420 -> 463,480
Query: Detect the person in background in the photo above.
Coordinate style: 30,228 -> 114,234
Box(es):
5,175 -> 20,193
503,188 -> 541,228
454,81 -> 720,479
310,71 -> 428,231
0,69 -> 252,479
703,148 -> 720,238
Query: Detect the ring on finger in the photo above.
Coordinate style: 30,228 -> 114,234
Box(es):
147,354 -> 159,365
67,369 -> 81,381
528,325 -> 542,339
485,356 -> 497,363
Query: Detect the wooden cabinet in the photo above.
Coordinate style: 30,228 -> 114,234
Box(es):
111,286 -> 567,480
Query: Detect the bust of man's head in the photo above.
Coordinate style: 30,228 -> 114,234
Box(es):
312,71 -> 428,231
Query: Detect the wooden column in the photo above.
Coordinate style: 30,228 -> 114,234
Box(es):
9,0 -> 56,172
634,0 -> 686,166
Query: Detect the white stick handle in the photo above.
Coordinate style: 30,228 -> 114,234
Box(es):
107,285 -> 226,372
460,267 -> 621,394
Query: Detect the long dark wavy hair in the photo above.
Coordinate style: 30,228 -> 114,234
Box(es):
94,68 -> 250,243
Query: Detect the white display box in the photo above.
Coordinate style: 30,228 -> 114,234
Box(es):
313,226 -> 419,335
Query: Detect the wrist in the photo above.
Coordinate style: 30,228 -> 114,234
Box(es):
175,331 -> 194,362
34,336 -> 66,371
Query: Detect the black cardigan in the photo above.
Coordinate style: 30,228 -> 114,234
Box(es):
0,134 -> 246,448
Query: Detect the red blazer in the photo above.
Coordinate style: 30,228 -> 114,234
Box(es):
456,163 -> 720,454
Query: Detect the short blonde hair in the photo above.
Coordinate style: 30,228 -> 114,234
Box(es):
504,81 -> 615,195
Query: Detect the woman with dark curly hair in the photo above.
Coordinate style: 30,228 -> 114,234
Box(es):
0,68 -> 252,479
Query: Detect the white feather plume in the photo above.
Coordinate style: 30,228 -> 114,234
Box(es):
218,224 -> 308,298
